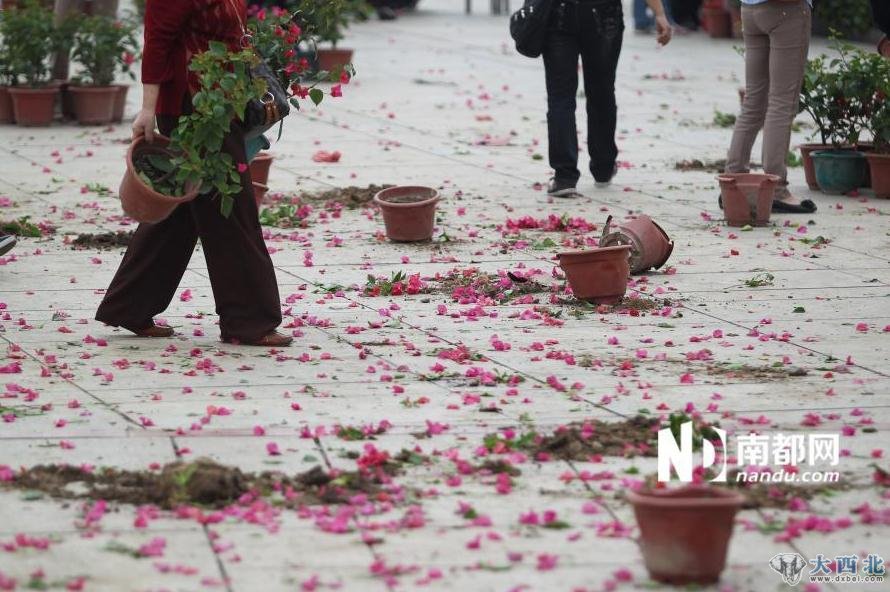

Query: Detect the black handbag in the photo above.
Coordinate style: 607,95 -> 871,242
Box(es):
242,59 -> 290,140
509,0 -> 554,59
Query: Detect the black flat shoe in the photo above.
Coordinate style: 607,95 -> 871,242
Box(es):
772,199 -> 817,214
718,194 -> 723,210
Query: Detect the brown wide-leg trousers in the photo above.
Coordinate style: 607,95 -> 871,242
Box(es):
95,113 -> 282,342
726,0 -> 811,194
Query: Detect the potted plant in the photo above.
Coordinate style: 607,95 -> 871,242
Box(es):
69,13 -> 140,125
374,186 -> 440,241
1,0 -> 63,126
0,14 -> 15,124
798,55 -> 844,190
120,44 -> 267,222
296,0 -> 366,73
628,484 -> 745,585
557,245 -> 631,304
701,0 -> 731,39
862,55 -> 890,198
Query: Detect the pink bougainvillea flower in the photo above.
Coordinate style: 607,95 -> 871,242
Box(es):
331,84 -> 343,98
266,442 -> 281,456
312,151 -> 342,163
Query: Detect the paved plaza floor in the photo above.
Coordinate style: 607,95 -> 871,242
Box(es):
0,1 -> 888,590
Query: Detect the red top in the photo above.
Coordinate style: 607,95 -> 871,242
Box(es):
142,0 -> 246,116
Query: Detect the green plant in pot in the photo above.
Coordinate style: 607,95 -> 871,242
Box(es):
69,13 -> 140,125
121,43 -> 268,223
797,56 -> 846,190
0,13 -> 16,124
810,42 -> 873,195
862,60 -> 890,199
1,0 -> 64,126
295,0 -> 365,74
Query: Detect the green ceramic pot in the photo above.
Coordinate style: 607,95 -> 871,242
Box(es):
811,150 -> 867,195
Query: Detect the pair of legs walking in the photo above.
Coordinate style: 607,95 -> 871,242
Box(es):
544,0 -> 624,193
96,112 -> 284,343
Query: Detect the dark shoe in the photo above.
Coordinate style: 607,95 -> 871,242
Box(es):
133,323 -> 175,338
0,234 -> 16,257
377,6 -> 397,20
772,199 -> 816,213
594,165 -> 618,188
718,194 -> 723,210
226,331 -> 293,347
547,177 -> 578,198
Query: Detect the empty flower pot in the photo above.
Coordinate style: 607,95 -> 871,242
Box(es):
717,172 -> 780,227
316,48 -> 354,72
866,153 -> 890,199
557,245 -> 631,304
628,485 -> 745,585
798,143 -> 830,190
252,182 -> 269,209
120,135 -> 199,224
249,152 -> 274,186
811,149 -> 866,195
600,214 -> 674,274
8,86 -> 59,127
374,186 -> 440,242
69,85 -> 117,125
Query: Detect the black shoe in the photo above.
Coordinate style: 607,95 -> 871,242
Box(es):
0,234 -> 15,257
547,177 -> 578,198
377,7 -> 397,20
594,165 -> 618,188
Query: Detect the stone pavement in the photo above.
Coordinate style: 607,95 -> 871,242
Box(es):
1,1 -> 889,591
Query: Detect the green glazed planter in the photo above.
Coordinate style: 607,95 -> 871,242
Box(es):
811,150 -> 867,195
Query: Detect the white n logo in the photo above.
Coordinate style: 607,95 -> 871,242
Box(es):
657,422 -> 728,482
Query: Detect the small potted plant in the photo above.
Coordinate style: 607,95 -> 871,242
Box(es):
374,186 -> 440,242
297,0 -> 367,73
798,55 -> 844,190
1,0 -> 63,126
69,13 -> 140,125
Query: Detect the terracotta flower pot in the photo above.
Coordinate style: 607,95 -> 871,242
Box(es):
316,48 -> 354,72
557,245 -> 631,304
628,485 -> 744,585
70,85 -> 117,125
879,35 -> 890,58
0,86 -> 14,124
249,152 -> 274,186
112,84 -> 129,123
600,214 -> 674,274
8,86 -> 59,127
799,143 -> 830,190
374,186 -> 440,242
717,172 -> 780,227
866,153 -> 890,199
120,135 -> 200,224
702,7 -> 731,38
252,181 -> 269,209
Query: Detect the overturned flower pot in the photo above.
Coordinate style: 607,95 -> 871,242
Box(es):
628,485 -> 744,586
119,135 -> 199,224
600,214 -> 673,274
374,186 -> 440,242
718,173 -> 780,227
557,245 -> 630,304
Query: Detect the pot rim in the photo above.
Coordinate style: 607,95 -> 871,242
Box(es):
810,149 -> 866,159
66,85 -> 120,92
627,485 -> 745,508
127,135 -> 200,203
864,151 -> 890,160
252,181 -> 269,190
374,186 -> 440,208
557,244 -> 632,261
251,152 -> 275,162
716,172 -> 781,184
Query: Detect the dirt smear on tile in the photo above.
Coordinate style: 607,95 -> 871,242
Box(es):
705,363 -> 808,380
71,231 -> 134,250
529,416 -> 661,460
302,184 -> 394,209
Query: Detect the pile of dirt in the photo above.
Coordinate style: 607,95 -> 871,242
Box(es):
303,184 -> 394,209
705,363 -> 808,380
71,231 -> 134,250
674,159 -> 727,173
530,416 -> 661,460
5,458 -> 401,509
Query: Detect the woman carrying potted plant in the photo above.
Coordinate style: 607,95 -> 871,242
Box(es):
95,0 -> 291,347
68,13 -> 139,125
724,0 -> 816,214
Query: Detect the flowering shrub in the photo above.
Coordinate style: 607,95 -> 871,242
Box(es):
364,271 -> 427,296
70,14 -> 140,86
0,0 -> 64,87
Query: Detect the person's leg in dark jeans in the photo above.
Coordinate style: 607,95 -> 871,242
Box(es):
580,0 -> 624,184
543,0 -> 582,193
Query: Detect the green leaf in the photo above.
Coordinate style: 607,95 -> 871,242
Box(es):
220,195 -> 234,218
309,88 -> 324,106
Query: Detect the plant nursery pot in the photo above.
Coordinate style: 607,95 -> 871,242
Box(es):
8,86 -> 59,127
627,485 -> 745,585
702,7 -> 731,38
252,181 -> 269,209
0,86 -> 14,124
557,245 -> 631,304
69,85 -> 117,125
112,84 -> 129,123
717,172 -> 780,227
865,153 -> 890,199
373,186 -> 440,242
599,214 -> 674,274
799,143 -> 830,190
249,152 -> 274,186
120,135 -> 200,224
316,48 -> 354,72
811,149 -> 867,195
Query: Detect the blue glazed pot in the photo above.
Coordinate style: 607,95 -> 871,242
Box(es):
811,150 -> 867,195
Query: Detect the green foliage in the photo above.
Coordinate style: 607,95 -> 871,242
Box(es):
816,0 -> 874,39
743,272 -> 775,288
1,216 -> 42,238
0,0 -> 65,86
70,14 -> 140,86
258,202 -> 312,227
712,110 -> 736,128
291,0 -> 369,47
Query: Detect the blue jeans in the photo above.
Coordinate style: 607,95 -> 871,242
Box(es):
634,0 -> 654,29
543,0 -> 624,184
